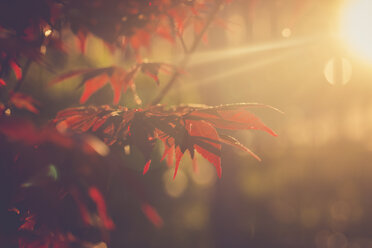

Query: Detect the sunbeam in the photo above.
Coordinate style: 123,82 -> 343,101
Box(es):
187,37 -> 314,67
179,44 -> 311,94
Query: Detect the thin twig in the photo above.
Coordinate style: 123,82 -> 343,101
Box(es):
177,32 -> 189,54
150,0 -> 222,105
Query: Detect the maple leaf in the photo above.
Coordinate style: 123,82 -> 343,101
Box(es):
141,203 -> 164,228
53,103 -> 278,178
185,119 -> 221,177
0,118 -> 109,156
76,30 -> 88,54
50,66 -> 138,105
88,187 -> 115,230
10,60 -> 22,80
141,62 -> 173,85
51,63 -> 175,105
9,92 -> 39,114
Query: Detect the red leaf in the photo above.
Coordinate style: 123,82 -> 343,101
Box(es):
160,139 -> 174,167
110,67 -> 127,105
10,92 -> 39,114
10,60 -> 22,80
219,134 -> 261,162
192,153 -> 198,173
192,107 -> 277,136
130,29 -> 151,52
53,103 -> 277,179
49,69 -> 95,85
0,78 -> 6,86
141,63 -> 173,85
80,73 -> 110,103
186,120 -> 221,178
70,188 -> 92,226
143,160 -> 151,175
50,66 -> 139,104
76,31 -> 88,54
156,26 -> 175,44
89,187 -> 115,230
173,146 -> 184,180
141,203 -> 163,228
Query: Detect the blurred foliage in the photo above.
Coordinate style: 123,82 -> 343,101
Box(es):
2,0 -> 372,247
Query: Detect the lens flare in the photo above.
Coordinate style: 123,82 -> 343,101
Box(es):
341,0 -> 372,61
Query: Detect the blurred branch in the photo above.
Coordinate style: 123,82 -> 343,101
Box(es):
150,0 -> 223,105
178,33 -> 189,54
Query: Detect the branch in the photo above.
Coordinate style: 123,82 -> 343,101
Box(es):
150,0 -> 223,105
177,32 -> 189,54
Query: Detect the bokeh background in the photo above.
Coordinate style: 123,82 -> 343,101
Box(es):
21,0 -> 372,247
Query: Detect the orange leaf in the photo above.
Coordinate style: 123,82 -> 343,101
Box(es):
173,146 -> 183,180
110,67 -> 127,105
49,69 -> 95,85
143,160 -> 151,175
192,108 -> 277,136
186,120 -> 221,178
76,30 -> 88,54
130,29 -> 151,52
219,134 -> 261,162
10,60 -> 22,80
80,73 -> 110,103
89,187 -> 115,230
10,92 -> 39,114
141,203 -> 163,228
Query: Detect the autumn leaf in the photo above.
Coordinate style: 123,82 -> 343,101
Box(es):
76,30 -> 88,54
141,203 -> 164,228
80,73 -> 110,103
50,67 -> 135,105
50,63 -> 174,105
9,92 -> 39,114
186,119 -> 221,177
219,134 -> 261,161
54,103 -> 277,178
143,160 -> 152,175
49,68 -> 98,85
89,187 -> 115,230
0,118 -> 108,156
141,62 -> 173,85
10,60 -> 22,80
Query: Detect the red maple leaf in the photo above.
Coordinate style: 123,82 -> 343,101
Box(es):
54,103 -> 278,178
50,63 -> 174,105
9,92 -> 39,114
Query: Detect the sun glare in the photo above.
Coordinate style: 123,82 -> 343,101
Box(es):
341,0 -> 372,61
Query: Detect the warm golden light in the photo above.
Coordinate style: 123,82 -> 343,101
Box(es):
44,29 -> 52,37
341,0 -> 372,61
324,57 -> 352,85
281,28 -> 292,38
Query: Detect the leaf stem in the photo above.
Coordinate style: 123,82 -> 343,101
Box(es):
150,0 -> 223,106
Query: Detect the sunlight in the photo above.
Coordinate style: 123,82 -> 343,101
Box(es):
184,46 -> 307,91
324,57 -> 352,85
281,28 -> 292,38
188,38 -> 311,67
341,0 -> 372,61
